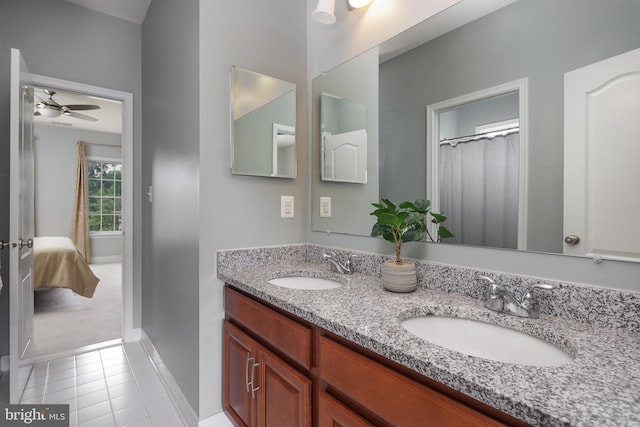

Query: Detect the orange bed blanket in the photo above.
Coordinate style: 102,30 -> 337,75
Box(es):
33,236 -> 100,298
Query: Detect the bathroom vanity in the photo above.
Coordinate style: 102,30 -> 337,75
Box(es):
218,245 -> 640,426
224,286 -> 518,426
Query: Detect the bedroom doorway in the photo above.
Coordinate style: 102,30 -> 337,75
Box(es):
26,74 -> 135,359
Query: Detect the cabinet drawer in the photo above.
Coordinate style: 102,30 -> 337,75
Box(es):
319,390 -> 374,427
225,286 -> 312,369
319,336 -> 507,427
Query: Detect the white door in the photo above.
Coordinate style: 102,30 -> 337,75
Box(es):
321,129 -> 367,183
9,48 -> 35,403
564,47 -> 640,261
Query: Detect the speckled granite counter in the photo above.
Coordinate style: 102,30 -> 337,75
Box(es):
217,245 -> 640,427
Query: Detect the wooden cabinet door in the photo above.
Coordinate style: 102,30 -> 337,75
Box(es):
319,391 -> 374,427
255,346 -> 311,427
224,321 -> 255,427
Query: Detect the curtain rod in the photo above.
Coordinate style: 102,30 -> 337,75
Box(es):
77,140 -> 122,148
440,126 -> 519,146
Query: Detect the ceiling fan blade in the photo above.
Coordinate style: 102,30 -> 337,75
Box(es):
65,104 -> 101,111
65,111 -> 98,122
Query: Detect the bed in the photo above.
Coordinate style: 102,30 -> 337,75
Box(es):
33,236 -> 100,298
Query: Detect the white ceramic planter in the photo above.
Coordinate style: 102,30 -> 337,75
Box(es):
381,261 -> 417,293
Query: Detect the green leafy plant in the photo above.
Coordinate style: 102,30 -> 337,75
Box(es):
370,198 -> 454,264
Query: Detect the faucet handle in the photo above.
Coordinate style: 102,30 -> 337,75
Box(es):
524,283 -> 555,297
475,274 -> 503,296
475,274 -> 496,285
521,283 -> 555,312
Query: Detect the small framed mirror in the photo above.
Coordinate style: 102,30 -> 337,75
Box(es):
230,66 -> 297,178
320,93 -> 367,183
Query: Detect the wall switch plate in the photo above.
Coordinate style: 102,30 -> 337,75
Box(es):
320,197 -> 331,217
281,195 -> 294,218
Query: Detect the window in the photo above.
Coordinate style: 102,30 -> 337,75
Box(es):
88,159 -> 122,233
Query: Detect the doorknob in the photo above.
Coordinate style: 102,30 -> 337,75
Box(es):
564,235 -> 580,245
0,240 -> 9,250
18,239 -> 33,249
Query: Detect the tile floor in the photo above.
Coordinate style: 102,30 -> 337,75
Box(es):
19,342 -> 185,427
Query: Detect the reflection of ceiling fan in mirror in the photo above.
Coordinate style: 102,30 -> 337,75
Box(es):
35,89 -> 101,122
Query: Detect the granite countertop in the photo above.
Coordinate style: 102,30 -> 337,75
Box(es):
218,260 -> 640,427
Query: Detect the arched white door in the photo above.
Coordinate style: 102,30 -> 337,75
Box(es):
564,48 -> 640,262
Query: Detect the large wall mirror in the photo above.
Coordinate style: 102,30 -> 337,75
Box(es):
311,0 -> 640,262
231,66 -> 297,178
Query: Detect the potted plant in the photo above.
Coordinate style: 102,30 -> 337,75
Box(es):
370,198 -> 453,292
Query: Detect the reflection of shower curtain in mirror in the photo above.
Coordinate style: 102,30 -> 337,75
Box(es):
439,133 -> 519,249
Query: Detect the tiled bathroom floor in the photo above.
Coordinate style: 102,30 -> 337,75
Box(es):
19,342 -> 185,427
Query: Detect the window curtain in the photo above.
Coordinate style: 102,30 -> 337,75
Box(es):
71,141 -> 91,262
438,132 -> 519,249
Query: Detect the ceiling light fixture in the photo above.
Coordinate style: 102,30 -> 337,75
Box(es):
348,0 -> 373,9
312,0 -> 336,24
36,104 -> 62,118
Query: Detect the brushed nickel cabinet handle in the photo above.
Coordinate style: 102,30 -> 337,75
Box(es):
250,361 -> 260,399
245,353 -> 253,392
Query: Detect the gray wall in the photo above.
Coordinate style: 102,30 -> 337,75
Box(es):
0,0 -> 142,358
198,0 -> 308,418
141,0 -> 201,414
34,125 -> 122,260
308,0 -> 640,292
379,0 -> 640,253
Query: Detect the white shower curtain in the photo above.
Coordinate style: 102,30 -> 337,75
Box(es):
438,132 -> 519,249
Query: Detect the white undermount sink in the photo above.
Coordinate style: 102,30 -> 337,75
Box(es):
268,276 -> 343,290
401,315 -> 574,367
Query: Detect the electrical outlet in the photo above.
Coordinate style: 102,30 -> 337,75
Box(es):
320,197 -> 331,217
281,195 -> 294,218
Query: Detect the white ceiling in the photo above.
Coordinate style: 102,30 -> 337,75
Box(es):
64,0 -> 151,24
34,87 -> 123,134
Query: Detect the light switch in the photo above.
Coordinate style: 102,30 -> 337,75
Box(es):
320,197 -> 331,217
281,195 -> 294,218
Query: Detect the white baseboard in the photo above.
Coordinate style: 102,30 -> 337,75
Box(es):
1,355 -> 9,372
91,255 -> 122,264
140,331 -> 199,427
198,412 -> 234,427
123,327 -> 141,343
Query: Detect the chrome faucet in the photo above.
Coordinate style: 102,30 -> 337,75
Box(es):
476,274 -> 554,319
322,252 -> 358,274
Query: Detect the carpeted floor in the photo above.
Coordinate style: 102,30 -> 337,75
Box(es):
33,263 -> 122,357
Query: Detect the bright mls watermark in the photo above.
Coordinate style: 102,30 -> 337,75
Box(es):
3,405 -> 69,426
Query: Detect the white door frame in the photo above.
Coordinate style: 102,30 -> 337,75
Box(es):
28,73 -> 137,343
426,78 -> 529,250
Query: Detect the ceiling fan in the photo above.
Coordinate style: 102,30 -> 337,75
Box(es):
35,89 -> 100,122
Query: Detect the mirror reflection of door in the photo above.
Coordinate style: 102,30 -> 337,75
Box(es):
320,93 -> 368,184
563,47 -> 640,262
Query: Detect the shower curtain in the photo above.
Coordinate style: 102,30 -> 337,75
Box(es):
438,132 -> 519,249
